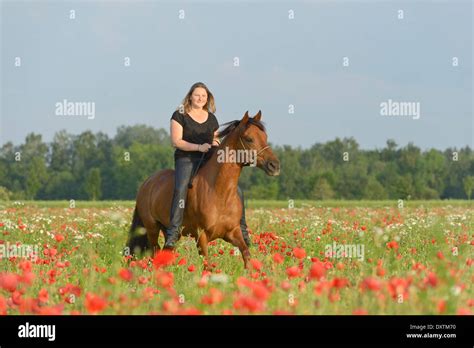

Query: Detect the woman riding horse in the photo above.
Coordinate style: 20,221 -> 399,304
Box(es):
164,82 -> 251,249
127,84 -> 280,268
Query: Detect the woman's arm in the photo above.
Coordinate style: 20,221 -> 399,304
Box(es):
212,130 -> 221,147
170,120 -> 209,152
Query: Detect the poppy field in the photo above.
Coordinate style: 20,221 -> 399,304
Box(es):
0,200 -> 472,315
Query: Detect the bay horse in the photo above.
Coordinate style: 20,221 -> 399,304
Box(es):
126,111 -> 280,269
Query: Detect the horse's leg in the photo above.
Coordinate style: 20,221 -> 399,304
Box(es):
144,221 -> 161,255
224,227 -> 250,270
195,231 -> 210,271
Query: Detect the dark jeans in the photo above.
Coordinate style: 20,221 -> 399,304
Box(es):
166,156 -> 247,237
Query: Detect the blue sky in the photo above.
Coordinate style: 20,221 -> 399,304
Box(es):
1,0 -> 472,150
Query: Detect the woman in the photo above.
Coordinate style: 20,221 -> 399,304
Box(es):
164,82 -> 251,249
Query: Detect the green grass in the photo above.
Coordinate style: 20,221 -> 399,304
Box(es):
0,201 -> 472,315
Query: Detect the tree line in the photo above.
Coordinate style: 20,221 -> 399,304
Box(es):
0,125 -> 473,201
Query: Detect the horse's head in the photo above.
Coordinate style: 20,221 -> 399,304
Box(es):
218,111 -> 280,176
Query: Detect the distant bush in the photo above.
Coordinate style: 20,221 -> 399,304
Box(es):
0,186 -> 12,201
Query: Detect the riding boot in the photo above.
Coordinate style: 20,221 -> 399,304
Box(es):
164,228 -> 180,249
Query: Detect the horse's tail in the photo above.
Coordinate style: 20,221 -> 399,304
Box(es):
125,207 -> 149,256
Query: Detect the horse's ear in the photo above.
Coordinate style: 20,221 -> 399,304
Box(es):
241,111 -> 250,125
254,110 -> 262,121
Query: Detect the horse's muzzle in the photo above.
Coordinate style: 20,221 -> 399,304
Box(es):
264,159 -> 280,176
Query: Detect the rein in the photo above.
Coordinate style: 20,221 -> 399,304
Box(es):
188,151 -> 206,189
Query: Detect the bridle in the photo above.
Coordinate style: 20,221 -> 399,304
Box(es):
239,136 -> 271,166
189,133 -> 272,188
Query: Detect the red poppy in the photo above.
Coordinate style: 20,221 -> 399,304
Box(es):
118,268 -> 133,282
292,247 -> 306,260
0,295 -> 7,315
386,241 -> 399,250
58,283 -> 82,299
233,294 -> 262,313
201,288 -> 224,305
138,276 -> 148,285
376,266 -> 386,277
46,269 -> 56,284
152,250 -> 177,269
250,259 -> 263,272
18,261 -> 32,273
457,308 -> 471,315
328,291 -> 340,302
38,305 -> 63,315
178,308 -> 202,315
280,280 -> 291,291
286,266 -> 301,278
309,261 -> 325,280
360,277 -> 381,292
250,283 -> 270,301
424,272 -> 438,288
353,308 -> 368,315
155,271 -> 174,288
162,299 -> 179,313
85,293 -> 107,314
0,273 -> 18,292
55,261 -> 66,268
387,277 -> 411,300
437,300 -> 446,314
273,253 -> 284,264
330,277 -> 349,289
38,289 -> 49,303
12,290 -> 22,306
19,298 -> 40,314
55,234 -> 65,242
20,271 -> 35,286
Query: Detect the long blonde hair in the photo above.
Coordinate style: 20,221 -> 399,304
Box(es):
178,82 -> 216,114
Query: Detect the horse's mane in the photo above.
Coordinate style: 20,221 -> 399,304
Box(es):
217,118 -> 266,139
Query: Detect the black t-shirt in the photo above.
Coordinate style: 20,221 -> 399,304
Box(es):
171,110 -> 219,159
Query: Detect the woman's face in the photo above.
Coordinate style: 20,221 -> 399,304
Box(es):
190,87 -> 208,109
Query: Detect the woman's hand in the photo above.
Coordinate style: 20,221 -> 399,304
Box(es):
197,143 -> 212,152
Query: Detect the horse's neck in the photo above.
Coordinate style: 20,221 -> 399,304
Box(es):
200,138 -> 242,195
